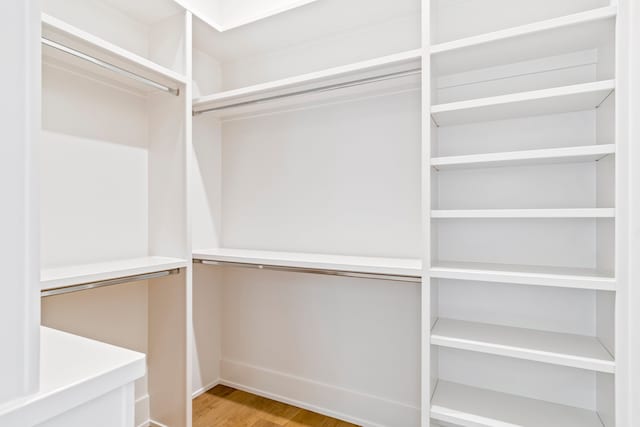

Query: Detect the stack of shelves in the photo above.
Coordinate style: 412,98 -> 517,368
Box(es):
39,1 -> 191,426
426,1 -> 619,426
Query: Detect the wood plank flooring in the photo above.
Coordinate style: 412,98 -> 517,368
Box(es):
193,385 -> 360,427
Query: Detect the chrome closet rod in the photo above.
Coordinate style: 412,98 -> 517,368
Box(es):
193,67 -> 422,116
41,268 -> 181,298
194,259 -> 421,283
42,37 -> 180,96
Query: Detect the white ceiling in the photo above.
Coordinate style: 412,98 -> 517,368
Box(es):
102,0 -> 184,24
193,0 -> 420,61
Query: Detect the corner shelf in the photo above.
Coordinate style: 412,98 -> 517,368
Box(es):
431,381 -> 604,427
429,261 -> 615,291
431,208 -> 614,219
42,13 -> 187,92
431,318 -> 614,373
41,256 -> 188,292
193,248 -> 422,280
431,144 -> 615,170
431,80 -> 615,126
192,49 -> 422,116
431,6 -> 617,75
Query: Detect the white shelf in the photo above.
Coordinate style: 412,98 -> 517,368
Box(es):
431,208 -> 615,219
0,327 -> 145,426
42,13 -> 187,92
432,318 -> 614,373
193,248 -> 422,278
431,381 -> 604,427
431,6 -> 617,75
192,49 -> 422,116
41,256 -> 188,291
430,261 -> 615,291
431,80 -> 615,126
432,144 -> 615,170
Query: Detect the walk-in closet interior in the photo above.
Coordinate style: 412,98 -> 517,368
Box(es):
25,0 -> 635,426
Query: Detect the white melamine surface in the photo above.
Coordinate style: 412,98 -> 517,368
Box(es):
0,327 -> 144,426
431,6 -> 616,75
42,13 -> 186,91
432,318 -> 614,373
431,80 -> 615,126
430,261 -> 615,291
192,49 -> 421,113
431,380 -> 603,427
41,256 -> 187,290
431,144 -> 615,170
431,208 -> 614,218
194,248 -> 422,278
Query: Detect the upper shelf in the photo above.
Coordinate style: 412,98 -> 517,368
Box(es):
430,261 -> 615,291
193,248 -> 422,280
41,256 -> 188,292
431,144 -> 615,170
192,49 -> 422,117
431,6 -> 617,76
431,80 -> 615,126
42,13 -> 187,94
431,381 -> 604,427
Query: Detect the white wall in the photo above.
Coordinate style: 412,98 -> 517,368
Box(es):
0,0 -> 41,403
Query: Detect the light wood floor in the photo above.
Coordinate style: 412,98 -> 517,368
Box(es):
193,385 -> 360,427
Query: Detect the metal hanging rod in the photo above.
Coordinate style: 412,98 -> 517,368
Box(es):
41,268 -> 181,298
42,38 -> 180,96
193,67 -> 422,116
194,259 -> 420,283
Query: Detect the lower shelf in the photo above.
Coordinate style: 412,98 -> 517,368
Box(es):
431,318 -> 614,373
41,256 -> 187,293
431,381 -> 603,427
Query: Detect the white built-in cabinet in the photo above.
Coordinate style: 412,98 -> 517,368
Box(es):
32,0 -> 639,426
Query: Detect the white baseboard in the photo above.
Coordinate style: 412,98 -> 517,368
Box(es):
220,359 -> 420,427
192,380 -> 221,399
135,395 -> 150,427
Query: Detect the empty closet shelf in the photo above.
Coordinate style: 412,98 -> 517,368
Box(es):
431,381 -> 603,427
432,318 -> 614,372
431,144 -> 615,170
193,248 -> 422,281
42,14 -> 186,95
192,49 -> 422,116
430,261 -> 615,291
430,80 -> 615,126
431,208 -> 614,219
41,256 -> 187,294
430,6 -> 616,75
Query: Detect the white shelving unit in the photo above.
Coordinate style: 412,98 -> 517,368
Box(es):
27,0 -> 637,426
39,1 -> 192,426
426,0 -> 625,426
